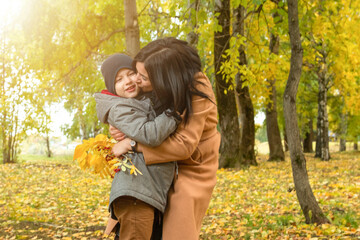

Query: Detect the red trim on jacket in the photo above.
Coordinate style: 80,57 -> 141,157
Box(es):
101,89 -> 119,97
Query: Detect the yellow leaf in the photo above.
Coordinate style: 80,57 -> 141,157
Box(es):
73,143 -> 89,160
94,134 -> 108,141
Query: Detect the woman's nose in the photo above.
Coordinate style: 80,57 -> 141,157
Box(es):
135,73 -> 142,84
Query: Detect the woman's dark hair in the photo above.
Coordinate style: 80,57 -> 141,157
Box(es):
133,37 -> 211,124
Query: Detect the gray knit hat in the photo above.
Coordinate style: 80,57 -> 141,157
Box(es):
101,53 -> 133,94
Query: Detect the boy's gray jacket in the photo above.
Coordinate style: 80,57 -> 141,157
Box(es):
94,93 -> 177,213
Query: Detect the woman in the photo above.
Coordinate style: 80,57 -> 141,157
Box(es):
111,37 -> 221,239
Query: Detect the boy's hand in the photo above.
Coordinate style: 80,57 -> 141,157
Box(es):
111,138 -> 132,157
109,125 -> 126,141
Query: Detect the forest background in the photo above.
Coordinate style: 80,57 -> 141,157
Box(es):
1,0 -> 359,239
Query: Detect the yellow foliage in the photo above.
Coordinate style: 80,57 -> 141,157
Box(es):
73,134 -> 142,178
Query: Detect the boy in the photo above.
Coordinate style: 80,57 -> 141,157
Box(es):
95,53 -> 178,239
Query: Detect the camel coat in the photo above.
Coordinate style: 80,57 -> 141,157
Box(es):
138,73 -> 221,240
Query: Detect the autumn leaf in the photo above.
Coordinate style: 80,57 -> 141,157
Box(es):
73,134 -> 141,178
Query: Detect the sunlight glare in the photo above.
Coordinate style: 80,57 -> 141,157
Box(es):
0,0 -> 24,27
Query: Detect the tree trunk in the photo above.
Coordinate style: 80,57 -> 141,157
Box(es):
237,82 -> 257,165
354,141 -> 358,151
266,75 -> 285,161
1,30 -> 7,164
45,135 -> 52,158
284,0 -> 330,225
339,111 -> 347,152
215,0 -> 242,168
80,120 -> 88,140
303,118 -> 314,153
315,72 -> 330,160
266,9 -> 284,161
187,0 -> 200,48
233,4 -> 257,166
315,119 -> 320,156
11,116 -> 18,163
339,139 -> 346,152
2,113 -> 7,163
283,124 -> 289,151
124,0 -> 140,58
1,93 -> 17,164
3,116 -> 17,164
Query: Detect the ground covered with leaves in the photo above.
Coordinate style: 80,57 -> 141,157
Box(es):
0,152 -> 359,239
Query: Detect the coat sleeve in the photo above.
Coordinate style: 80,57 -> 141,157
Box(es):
138,74 -> 217,164
107,101 -> 178,147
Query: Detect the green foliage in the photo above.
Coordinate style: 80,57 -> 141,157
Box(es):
219,35 -> 256,90
1,0 -> 360,161
347,115 -> 360,142
297,70 -> 318,138
255,122 -> 268,143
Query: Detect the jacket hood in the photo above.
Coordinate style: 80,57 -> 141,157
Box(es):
94,93 -> 122,124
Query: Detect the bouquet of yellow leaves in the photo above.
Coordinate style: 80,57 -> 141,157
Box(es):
73,134 -> 142,178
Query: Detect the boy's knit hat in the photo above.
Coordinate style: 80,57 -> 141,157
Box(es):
101,53 -> 133,94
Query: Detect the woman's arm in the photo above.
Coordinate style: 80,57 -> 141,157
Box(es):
138,74 -> 218,164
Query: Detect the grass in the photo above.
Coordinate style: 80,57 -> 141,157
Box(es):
17,154 -> 74,164
0,151 -> 359,239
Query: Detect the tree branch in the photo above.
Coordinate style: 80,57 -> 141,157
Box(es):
138,0 -> 152,17
55,28 -> 125,84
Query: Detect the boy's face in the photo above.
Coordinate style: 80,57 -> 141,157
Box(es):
115,68 -> 139,98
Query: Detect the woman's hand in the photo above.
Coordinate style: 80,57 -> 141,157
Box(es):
112,138 -> 132,157
109,125 -> 126,141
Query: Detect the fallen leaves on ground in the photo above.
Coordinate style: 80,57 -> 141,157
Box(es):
0,161 -> 112,239
200,151 -> 360,239
0,152 -> 359,239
